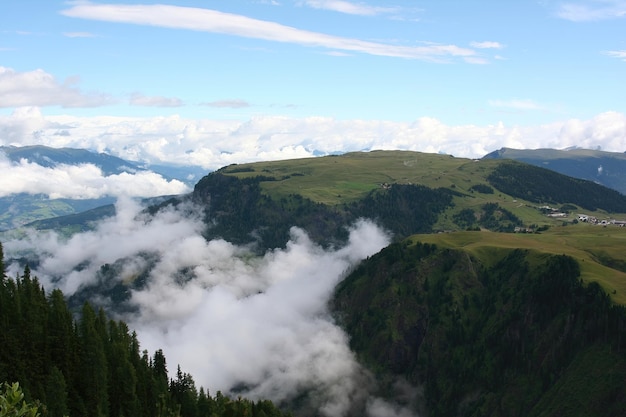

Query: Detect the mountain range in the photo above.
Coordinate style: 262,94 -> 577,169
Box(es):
0,145 -> 206,231
2,145 -> 626,416
483,147 -> 626,194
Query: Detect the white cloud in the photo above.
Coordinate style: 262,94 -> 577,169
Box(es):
61,3 -> 475,61
301,0 -> 399,16
1,107 -> 625,168
556,0 -> 626,21
0,66 -> 113,108
604,49 -> 626,61
129,93 -> 184,107
3,198 -> 396,415
0,154 -> 190,199
470,41 -> 504,49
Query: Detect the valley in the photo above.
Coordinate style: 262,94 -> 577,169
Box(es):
2,148 -> 626,417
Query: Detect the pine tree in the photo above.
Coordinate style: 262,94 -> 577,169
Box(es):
15,266 -> 49,401
44,367 -> 68,417
107,320 -> 140,417
77,303 -> 109,417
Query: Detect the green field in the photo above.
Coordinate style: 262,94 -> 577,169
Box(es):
222,150 -> 487,204
219,151 -> 626,304
411,225 -> 626,304
221,150 -> 626,229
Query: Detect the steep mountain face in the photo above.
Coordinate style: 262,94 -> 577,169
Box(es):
332,240 -> 626,417
483,148 -> 626,195
192,171 -> 455,251
188,151 -> 626,251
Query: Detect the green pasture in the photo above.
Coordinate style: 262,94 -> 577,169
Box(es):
222,150 -> 622,229
412,225 -> 626,304
221,150 -> 483,205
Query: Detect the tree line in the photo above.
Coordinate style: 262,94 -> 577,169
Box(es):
0,243 -> 292,417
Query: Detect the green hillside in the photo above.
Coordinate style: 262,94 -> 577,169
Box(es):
413,227 -> 626,304
4,150 -> 626,416
332,232 -> 626,417
193,151 -> 626,251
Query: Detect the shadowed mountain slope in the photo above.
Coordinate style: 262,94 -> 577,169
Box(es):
483,147 -> 626,195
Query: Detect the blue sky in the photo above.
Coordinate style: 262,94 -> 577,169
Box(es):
1,0 -> 625,169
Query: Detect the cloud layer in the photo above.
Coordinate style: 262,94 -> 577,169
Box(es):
0,151 -> 189,199
3,198 -> 410,416
1,107 -> 625,171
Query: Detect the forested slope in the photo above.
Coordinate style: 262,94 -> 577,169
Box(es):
0,243 -> 293,417
332,239 -> 626,417
487,161 -> 626,211
192,172 -> 454,250
483,147 -> 626,195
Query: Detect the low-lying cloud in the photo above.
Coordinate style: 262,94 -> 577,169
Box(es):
0,154 -> 189,199
3,197 -> 421,415
2,107 -> 625,171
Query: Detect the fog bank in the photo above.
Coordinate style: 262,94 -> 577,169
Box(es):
4,197 -> 421,416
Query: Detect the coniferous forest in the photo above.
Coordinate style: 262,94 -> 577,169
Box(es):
0,243 -> 292,417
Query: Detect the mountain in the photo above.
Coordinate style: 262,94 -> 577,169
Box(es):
0,193 -> 117,232
332,231 -> 626,417
1,145 -> 146,175
189,152 -> 626,415
1,145 -> 206,181
483,147 -> 626,195
4,149 -> 626,416
191,150 -> 626,251
0,145 -> 206,231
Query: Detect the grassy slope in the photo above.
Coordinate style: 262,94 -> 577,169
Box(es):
412,226 -> 626,304
220,150 -> 626,302
221,150 -> 625,225
222,151 -> 480,204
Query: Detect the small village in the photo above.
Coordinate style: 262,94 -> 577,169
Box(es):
576,214 -> 626,226
539,205 -> 626,227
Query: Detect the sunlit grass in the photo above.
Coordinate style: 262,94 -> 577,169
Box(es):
412,226 -> 626,304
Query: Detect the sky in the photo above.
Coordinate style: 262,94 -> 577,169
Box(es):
1,0 -> 625,171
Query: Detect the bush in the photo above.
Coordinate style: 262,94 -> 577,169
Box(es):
0,382 -> 40,417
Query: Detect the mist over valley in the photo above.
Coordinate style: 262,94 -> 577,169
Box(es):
2,148 -> 626,416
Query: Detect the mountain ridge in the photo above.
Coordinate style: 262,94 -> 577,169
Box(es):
3,148 -> 626,416
483,147 -> 626,194
332,237 -> 626,416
